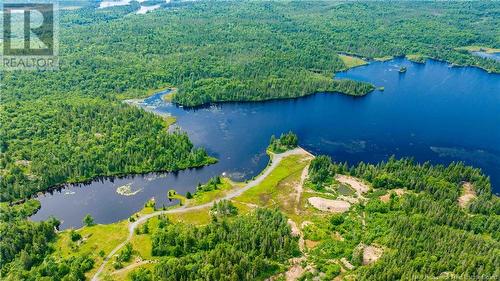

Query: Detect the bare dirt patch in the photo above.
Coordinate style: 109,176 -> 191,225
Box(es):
288,219 -> 300,237
332,231 -> 344,241
294,164 -> 310,213
287,219 -> 305,252
394,188 -> 405,196
340,257 -> 355,270
379,193 -> 391,203
458,182 -> 476,208
380,188 -> 406,202
285,263 -> 305,281
308,197 -> 351,213
305,239 -> 320,249
301,220 -> 312,229
335,175 -> 369,195
362,245 -> 383,265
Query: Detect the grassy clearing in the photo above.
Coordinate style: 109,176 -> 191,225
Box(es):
162,88 -> 177,102
374,56 -> 393,61
231,200 -> 256,215
168,207 -> 212,225
111,262 -> 156,281
235,154 -> 311,222
52,221 -> 129,278
456,45 -> 500,53
54,221 -> 128,259
339,54 -> 368,69
406,54 -> 427,63
164,115 -> 176,127
117,86 -> 173,100
131,234 -> 153,260
188,178 -> 242,206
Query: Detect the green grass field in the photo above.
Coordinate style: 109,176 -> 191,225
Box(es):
456,45 -> 500,54
338,54 -> 368,69
234,154 -> 312,221
52,220 -> 129,279
374,56 -> 394,62
188,178 -> 242,206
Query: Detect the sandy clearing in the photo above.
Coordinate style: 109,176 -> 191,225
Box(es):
363,245 -> 383,265
335,175 -> 369,195
332,231 -> 344,241
394,188 -> 405,196
458,182 -> 476,208
380,188 -> 406,202
340,257 -> 355,270
308,197 -> 351,213
379,193 -> 391,203
111,259 -> 152,276
269,257 -> 306,281
305,239 -> 320,249
300,221 -> 312,229
288,219 -> 300,237
294,164 -> 311,213
285,264 -> 305,281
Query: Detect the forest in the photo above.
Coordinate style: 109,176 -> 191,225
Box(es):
143,208 -> 298,280
1,155 -> 499,280
268,131 -> 299,153
304,155 -> 500,279
2,0 -> 499,201
1,1 -> 499,280
0,97 -> 214,201
310,155 -> 500,216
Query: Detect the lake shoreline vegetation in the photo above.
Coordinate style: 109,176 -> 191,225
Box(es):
268,132 -> 299,153
1,0 -> 500,280
3,143 -> 497,280
1,2 -> 498,202
456,46 -> 500,54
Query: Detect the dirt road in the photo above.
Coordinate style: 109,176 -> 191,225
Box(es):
91,147 -> 309,281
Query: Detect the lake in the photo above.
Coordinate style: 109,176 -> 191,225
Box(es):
31,58 -> 500,229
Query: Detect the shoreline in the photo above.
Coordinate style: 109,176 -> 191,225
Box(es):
17,159 -> 216,207
156,56 -> 497,109
90,147 -> 312,281
21,57 -> 499,206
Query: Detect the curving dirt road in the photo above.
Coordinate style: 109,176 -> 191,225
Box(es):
91,147 -> 309,281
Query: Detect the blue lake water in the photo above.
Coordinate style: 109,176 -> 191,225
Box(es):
31,58 -> 500,229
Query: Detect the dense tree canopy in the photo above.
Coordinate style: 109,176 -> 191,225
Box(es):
301,156 -> 499,280
268,131 -> 299,153
2,0 -> 498,201
149,208 -> 299,280
1,1 -> 499,279
0,98 -> 214,201
309,155 -> 333,187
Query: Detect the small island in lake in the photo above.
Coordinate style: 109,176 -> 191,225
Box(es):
116,183 -> 143,196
